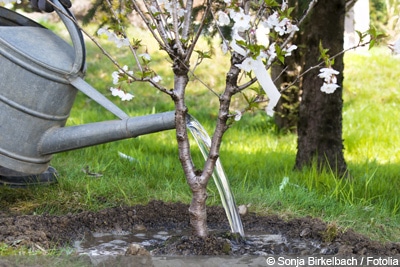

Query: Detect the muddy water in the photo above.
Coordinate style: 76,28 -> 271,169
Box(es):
74,229 -> 184,257
74,229 -> 335,266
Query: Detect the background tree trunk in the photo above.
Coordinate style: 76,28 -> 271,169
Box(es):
294,0 -> 348,176
271,0 -> 311,133
271,49 -> 301,134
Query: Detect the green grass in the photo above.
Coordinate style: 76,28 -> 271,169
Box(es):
1,24 -> 400,254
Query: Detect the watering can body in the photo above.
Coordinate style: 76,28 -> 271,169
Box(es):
0,3 -> 175,174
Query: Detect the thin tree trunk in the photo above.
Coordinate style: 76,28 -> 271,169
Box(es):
295,0 -> 348,176
172,58 -> 211,237
188,184 -> 208,237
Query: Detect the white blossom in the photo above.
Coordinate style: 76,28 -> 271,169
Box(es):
235,57 -> 258,72
318,67 -> 340,94
97,27 -> 130,48
110,87 -> 134,101
110,87 -> 122,97
281,0 -> 288,11
264,12 -> 280,29
161,0 -> 186,18
148,4 -> 158,14
217,11 -> 230,26
221,41 -> 229,54
285,22 -> 299,34
230,8 -> 251,32
275,18 -> 289,36
139,53 -> 151,61
176,7 -> 186,18
163,1 -> 174,13
234,110 -> 242,121
283,44 -> 297,57
120,92 -> 134,101
318,68 -> 339,83
112,65 -> 133,85
320,83 -> 340,94
114,37 -> 130,48
112,71 -> 120,85
97,27 -> 108,36
151,75 -> 162,83
263,11 -> 299,36
207,24 -> 215,34
266,43 -> 277,65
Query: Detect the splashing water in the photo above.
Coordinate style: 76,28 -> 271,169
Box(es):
186,115 -> 245,237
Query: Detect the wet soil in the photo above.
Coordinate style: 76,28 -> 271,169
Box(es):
1,200 -> 399,257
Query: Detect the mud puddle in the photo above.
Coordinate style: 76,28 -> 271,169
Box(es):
74,229 -> 333,257
74,229 -> 181,256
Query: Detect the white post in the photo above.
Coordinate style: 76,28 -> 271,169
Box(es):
344,0 -> 370,50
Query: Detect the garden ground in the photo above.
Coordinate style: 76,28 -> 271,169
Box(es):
1,200 -> 399,259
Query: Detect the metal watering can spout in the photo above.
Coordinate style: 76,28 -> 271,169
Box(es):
0,2 -> 175,174
39,111 -> 175,155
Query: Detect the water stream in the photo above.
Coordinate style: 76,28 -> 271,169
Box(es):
186,115 -> 245,237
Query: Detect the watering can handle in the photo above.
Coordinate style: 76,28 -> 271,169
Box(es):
53,0 -> 85,74
52,0 -> 130,120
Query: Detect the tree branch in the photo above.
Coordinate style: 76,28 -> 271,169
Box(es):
182,0 -> 194,40
184,0 -> 211,63
132,0 -> 174,54
172,0 -> 186,56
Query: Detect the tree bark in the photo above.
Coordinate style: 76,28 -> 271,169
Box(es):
295,0 -> 348,176
172,64 -> 211,237
272,0 -> 312,133
188,183 -> 208,237
271,49 -> 301,133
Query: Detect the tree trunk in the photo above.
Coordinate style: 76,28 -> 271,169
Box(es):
295,0 -> 348,176
271,0 -> 309,133
271,46 -> 301,133
188,183 -> 208,237
172,57 -> 210,237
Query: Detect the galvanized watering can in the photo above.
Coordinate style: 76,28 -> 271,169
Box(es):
0,1 -> 175,174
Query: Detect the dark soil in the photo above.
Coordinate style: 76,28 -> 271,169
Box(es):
1,200 -> 399,257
